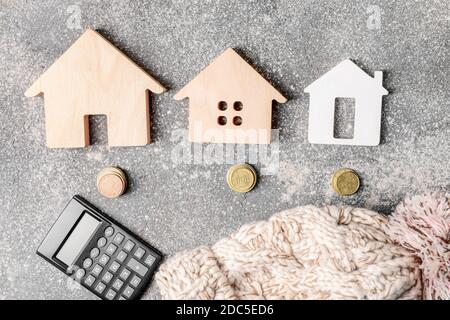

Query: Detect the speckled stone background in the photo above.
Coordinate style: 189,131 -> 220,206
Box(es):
0,0 -> 448,300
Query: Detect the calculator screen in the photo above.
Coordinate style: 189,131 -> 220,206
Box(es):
56,212 -> 101,266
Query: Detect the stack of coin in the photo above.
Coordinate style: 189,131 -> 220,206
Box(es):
97,167 -> 127,199
227,164 -> 257,193
332,168 -> 360,196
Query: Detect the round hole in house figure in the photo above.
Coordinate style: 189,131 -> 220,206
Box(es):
233,101 -> 243,111
218,101 -> 227,111
233,116 -> 242,126
218,116 -> 227,126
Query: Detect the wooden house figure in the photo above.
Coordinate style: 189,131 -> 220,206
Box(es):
304,59 -> 388,146
174,48 -> 287,144
25,29 -> 166,148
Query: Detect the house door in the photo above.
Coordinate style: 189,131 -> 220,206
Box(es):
333,97 -> 355,139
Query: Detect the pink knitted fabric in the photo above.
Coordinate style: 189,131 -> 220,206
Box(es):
383,192 -> 450,299
156,193 -> 448,300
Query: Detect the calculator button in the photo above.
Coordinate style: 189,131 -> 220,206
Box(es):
105,289 -> 116,300
83,258 -> 93,269
95,282 -> 106,294
104,226 -> 115,237
117,251 -> 128,262
119,268 -> 131,280
144,254 -> 156,266
123,240 -> 135,252
109,261 -> 120,273
99,254 -> 110,266
75,268 -> 85,279
97,237 -> 107,248
118,296 -> 126,300
134,247 -> 145,259
102,271 -> 113,284
106,244 -> 118,255
92,264 -> 103,276
84,275 -> 96,287
90,248 -> 100,258
113,233 -> 125,245
130,275 -> 141,287
127,258 -> 148,277
123,286 -> 134,298
112,279 -> 124,291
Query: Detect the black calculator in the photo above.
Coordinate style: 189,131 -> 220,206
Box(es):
36,195 -> 162,300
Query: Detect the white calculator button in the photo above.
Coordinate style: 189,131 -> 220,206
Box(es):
123,240 -> 135,252
109,261 -> 120,273
104,227 -> 114,237
90,248 -> 100,258
84,275 -> 96,287
117,251 -> 128,263
130,275 -> 141,287
123,286 -> 134,298
95,282 -> 106,294
75,268 -> 85,279
106,244 -> 118,255
99,254 -> 110,266
112,279 -> 124,291
106,289 -> 116,300
83,258 -> 93,269
119,268 -> 131,280
144,254 -> 156,266
92,264 -> 103,276
113,233 -> 125,245
134,247 -> 145,259
127,258 -> 148,277
97,237 -> 107,248
102,271 -> 113,284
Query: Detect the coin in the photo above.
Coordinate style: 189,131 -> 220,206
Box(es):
97,167 -> 127,198
332,168 -> 360,196
97,167 -> 125,185
227,164 -> 257,193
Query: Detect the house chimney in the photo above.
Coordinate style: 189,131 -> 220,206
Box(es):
374,71 -> 383,86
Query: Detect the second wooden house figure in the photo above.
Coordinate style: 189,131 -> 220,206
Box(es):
174,48 -> 287,144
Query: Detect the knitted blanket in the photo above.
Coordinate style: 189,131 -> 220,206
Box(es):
155,193 -> 449,300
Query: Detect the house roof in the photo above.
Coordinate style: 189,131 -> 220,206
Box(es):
174,48 -> 287,103
25,29 -> 166,97
304,59 -> 388,95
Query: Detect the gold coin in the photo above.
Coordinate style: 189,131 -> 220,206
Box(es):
97,167 -> 127,198
227,164 -> 257,193
332,168 -> 360,196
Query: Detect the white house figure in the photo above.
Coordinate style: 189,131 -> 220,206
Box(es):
304,59 -> 388,146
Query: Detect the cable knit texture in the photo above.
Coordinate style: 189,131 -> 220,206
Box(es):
383,192 -> 450,300
156,205 -> 424,300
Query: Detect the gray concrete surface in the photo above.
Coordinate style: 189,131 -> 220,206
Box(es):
0,0 -> 448,300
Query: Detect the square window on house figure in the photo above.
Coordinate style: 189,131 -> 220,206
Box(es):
333,98 -> 355,139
